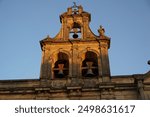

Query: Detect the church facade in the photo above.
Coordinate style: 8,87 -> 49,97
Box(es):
0,5 -> 150,100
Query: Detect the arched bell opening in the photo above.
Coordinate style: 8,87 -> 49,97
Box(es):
53,52 -> 69,78
69,22 -> 81,39
82,51 -> 98,77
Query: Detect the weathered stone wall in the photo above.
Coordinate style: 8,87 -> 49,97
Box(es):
0,72 -> 149,100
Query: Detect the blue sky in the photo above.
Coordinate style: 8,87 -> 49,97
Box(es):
0,0 -> 150,79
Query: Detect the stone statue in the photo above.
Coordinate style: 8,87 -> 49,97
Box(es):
98,25 -> 105,36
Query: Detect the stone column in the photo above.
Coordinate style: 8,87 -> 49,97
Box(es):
40,46 -> 50,80
69,58 -> 72,77
40,49 -> 45,79
100,41 -> 111,82
49,55 -> 55,79
97,55 -> 103,83
63,18 -> 69,40
72,45 -> 78,77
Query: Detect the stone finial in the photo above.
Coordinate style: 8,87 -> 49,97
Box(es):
72,2 -> 77,8
98,25 -> 105,36
47,35 -> 50,38
72,2 -> 78,13
78,5 -> 83,14
45,35 -> 51,40
67,7 -> 72,15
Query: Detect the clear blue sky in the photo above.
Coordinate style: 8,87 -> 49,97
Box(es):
0,0 -> 150,80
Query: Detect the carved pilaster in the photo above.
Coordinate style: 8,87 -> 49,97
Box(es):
137,80 -> 145,99
99,41 -> 111,82
72,45 -> 79,77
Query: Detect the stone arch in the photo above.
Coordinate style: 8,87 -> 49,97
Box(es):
51,49 -> 71,63
78,49 -> 100,60
78,49 -> 100,77
50,49 -> 72,79
69,21 -> 83,39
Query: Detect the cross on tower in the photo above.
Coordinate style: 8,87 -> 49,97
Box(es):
72,2 -> 78,14
72,2 -> 77,8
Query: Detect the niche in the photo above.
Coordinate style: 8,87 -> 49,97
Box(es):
82,51 -> 98,77
53,52 -> 69,78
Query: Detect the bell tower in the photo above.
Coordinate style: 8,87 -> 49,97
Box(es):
40,3 -> 111,82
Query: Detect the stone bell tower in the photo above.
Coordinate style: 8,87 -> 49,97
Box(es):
40,3 -> 111,82
0,3 -> 149,100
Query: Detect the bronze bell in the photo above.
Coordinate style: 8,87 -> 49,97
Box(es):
86,62 -> 94,76
73,33 -> 78,38
58,64 -> 64,75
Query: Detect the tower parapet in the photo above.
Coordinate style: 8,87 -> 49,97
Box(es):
40,4 -> 111,82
